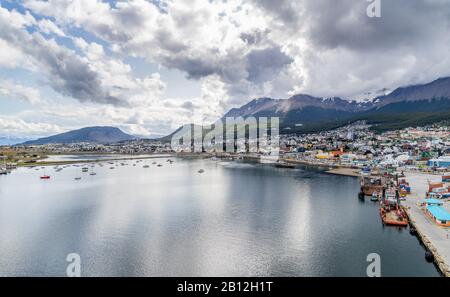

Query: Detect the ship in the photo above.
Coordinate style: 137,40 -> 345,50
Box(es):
360,175 -> 385,196
275,161 -> 296,169
379,188 -> 408,227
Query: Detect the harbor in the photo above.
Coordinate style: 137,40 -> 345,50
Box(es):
0,157 -> 440,276
403,172 -> 450,276
353,168 -> 450,277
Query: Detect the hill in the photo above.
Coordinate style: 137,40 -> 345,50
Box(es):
21,126 -> 137,145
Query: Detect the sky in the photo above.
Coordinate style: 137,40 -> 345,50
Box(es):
1,0 -> 450,139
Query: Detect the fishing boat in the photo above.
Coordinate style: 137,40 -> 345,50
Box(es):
379,188 -> 408,227
198,169 -> 205,174
360,175 -> 385,196
380,202 -> 408,227
275,161 -> 296,169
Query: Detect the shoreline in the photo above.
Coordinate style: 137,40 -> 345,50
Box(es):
16,154 -> 174,167
4,152 -> 449,276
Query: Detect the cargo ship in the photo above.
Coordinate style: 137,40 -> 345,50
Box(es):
360,175 -> 385,196
379,188 -> 408,227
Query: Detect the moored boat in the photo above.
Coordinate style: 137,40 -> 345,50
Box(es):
380,203 -> 408,227
379,189 -> 408,227
275,162 -> 295,169
371,192 -> 380,202
360,176 -> 385,196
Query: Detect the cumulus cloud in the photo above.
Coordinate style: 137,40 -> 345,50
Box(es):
0,80 -> 42,104
0,116 -> 63,137
22,0 -> 296,102
2,0 -> 450,137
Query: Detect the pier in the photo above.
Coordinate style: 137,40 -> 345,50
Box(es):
403,172 -> 450,277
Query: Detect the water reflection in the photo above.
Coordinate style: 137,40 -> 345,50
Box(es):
0,158 -> 440,276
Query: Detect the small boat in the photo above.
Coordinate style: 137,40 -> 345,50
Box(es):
157,164 -> 163,167
143,165 -> 150,168
371,192 -> 380,202
74,177 -> 82,181
198,169 -> 205,174
40,175 -> 51,180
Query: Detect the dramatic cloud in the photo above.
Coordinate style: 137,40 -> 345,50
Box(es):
1,0 -> 450,137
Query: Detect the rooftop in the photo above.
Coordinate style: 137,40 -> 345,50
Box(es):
427,205 -> 450,221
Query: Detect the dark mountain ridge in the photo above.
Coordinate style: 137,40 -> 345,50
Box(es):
21,126 -> 137,145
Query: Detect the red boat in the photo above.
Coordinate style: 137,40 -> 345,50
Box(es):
380,202 -> 408,227
40,175 -> 51,180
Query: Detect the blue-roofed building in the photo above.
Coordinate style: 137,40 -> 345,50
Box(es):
425,200 -> 450,227
428,156 -> 450,168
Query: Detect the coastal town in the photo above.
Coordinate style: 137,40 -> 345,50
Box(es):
1,121 -> 450,276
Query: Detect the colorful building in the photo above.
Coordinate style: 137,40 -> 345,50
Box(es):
428,156 -> 450,168
424,199 -> 450,227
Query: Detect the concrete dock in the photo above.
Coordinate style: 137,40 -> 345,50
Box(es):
403,172 -> 450,277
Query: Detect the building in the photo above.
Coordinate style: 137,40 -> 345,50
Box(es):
428,156 -> 450,168
424,199 -> 450,227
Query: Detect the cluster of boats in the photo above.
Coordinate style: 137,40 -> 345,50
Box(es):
360,173 -> 410,227
34,158 -> 178,180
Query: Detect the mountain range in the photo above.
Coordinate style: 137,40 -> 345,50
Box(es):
220,77 -> 450,133
20,126 -> 137,145
12,76 -> 450,145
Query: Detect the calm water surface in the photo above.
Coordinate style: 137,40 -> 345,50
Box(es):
0,158 -> 440,276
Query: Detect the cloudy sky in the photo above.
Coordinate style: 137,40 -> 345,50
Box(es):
1,0 -> 450,138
